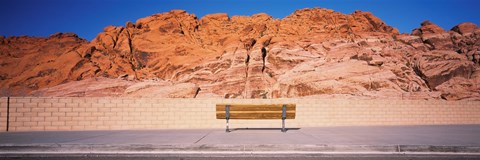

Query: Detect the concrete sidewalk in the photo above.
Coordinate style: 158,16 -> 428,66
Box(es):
1,125 -> 480,155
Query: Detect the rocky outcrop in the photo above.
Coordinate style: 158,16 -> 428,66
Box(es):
411,50 -> 474,89
31,77 -> 134,97
1,8 -> 479,100
412,20 -> 446,35
0,33 -> 99,96
451,22 -> 479,35
406,21 -> 480,100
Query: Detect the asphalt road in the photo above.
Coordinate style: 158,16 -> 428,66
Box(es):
2,154 -> 480,160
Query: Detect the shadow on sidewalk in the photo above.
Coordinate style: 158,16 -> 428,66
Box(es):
228,128 -> 301,132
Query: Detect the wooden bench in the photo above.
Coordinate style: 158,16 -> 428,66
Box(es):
216,104 -> 296,132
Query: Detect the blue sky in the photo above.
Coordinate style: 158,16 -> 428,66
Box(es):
1,0 -> 479,41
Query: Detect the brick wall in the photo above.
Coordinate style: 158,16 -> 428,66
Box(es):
0,97 -> 7,131
0,97 -> 479,132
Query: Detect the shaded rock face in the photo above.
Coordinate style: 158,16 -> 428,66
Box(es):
1,8 -> 479,100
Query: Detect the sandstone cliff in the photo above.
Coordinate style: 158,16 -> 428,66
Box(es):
1,8 -> 479,100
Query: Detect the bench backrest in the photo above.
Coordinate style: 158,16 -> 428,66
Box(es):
216,104 -> 296,119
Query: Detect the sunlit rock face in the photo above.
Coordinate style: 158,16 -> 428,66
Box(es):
1,8 -> 479,100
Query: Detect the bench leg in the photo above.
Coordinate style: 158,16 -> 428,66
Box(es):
226,119 -> 230,133
282,119 -> 286,133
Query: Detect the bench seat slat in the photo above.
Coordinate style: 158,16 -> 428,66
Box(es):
215,104 -> 296,119
216,111 -> 289,114
216,104 -> 295,112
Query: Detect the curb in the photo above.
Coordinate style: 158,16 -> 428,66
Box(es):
1,144 -> 480,156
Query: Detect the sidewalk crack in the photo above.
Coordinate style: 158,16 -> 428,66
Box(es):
194,131 -> 212,144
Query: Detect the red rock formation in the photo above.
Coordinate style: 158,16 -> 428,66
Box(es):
1,8 -> 479,100
0,33 -> 98,96
451,22 -> 479,35
412,20 -> 446,35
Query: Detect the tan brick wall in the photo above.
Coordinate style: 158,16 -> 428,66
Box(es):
0,97 -> 8,131
0,97 -> 479,132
